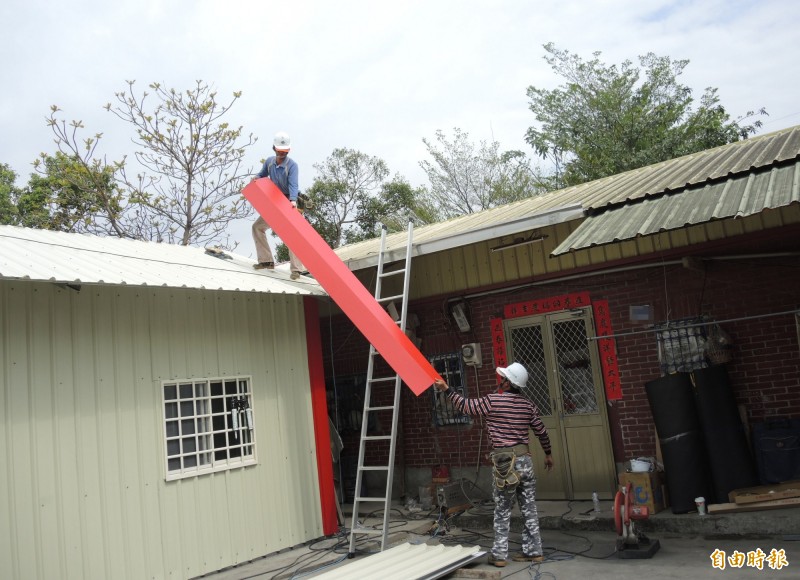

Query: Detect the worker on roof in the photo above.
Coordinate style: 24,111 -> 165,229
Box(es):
250,131 -> 306,280
434,362 -> 553,568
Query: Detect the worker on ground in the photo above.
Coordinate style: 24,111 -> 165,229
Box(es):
434,362 -> 553,568
250,131 -> 306,280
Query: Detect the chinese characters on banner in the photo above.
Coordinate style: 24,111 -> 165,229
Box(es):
592,299 -> 622,401
490,317 -> 507,384
497,292 -> 622,401
503,291 -> 591,319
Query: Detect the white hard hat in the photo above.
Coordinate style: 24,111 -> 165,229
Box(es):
497,362 -> 529,389
273,131 -> 291,151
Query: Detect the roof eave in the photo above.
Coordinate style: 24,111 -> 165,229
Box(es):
343,203 -> 585,271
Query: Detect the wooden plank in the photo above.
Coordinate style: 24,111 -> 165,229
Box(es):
448,568 -> 501,579
729,480 -> 800,504
708,497 -> 800,514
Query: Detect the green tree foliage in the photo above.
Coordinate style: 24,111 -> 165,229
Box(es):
0,164 -> 21,225
301,148 -> 432,249
526,43 -> 767,189
22,152 -> 114,231
420,128 -> 545,219
45,80 -> 255,247
358,178 -> 438,237
41,109 -> 129,236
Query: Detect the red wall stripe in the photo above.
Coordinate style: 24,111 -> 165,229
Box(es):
304,296 -> 338,535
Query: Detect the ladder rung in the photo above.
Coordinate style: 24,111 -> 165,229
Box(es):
355,496 -> 388,503
351,525 -> 385,536
366,405 -> 395,411
359,465 -> 390,471
368,376 -> 396,384
363,435 -> 392,441
377,294 -> 404,304
379,269 -> 406,278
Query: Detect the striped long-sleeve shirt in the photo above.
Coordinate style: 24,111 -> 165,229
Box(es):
446,389 -> 551,454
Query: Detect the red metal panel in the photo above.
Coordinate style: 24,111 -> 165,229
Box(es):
243,179 -> 440,395
304,297 -> 338,534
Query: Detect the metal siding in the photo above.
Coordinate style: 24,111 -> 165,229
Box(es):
0,281 -> 322,580
313,542 -> 484,580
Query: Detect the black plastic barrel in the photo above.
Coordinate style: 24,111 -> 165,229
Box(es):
645,373 -> 713,513
692,365 -> 758,502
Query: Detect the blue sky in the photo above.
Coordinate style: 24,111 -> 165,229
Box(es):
2,0 -> 798,255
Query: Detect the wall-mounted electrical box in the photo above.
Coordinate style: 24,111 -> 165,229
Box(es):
461,343 -> 482,366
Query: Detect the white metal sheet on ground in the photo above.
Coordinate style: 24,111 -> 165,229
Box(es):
312,542 -> 485,580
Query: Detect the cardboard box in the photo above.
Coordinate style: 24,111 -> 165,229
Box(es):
618,471 -> 668,514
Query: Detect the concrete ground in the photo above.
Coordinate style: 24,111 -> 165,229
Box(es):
198,500 -> 800,579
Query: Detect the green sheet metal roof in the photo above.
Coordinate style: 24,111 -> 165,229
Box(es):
552,160 -> 800,255
335,125 -> 800,270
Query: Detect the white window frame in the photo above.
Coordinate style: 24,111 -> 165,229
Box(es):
162,376 -> 258,481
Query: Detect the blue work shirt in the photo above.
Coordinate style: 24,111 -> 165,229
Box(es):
256,156 -> 299,201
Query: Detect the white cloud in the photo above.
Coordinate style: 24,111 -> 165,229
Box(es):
2,0 -> 799,257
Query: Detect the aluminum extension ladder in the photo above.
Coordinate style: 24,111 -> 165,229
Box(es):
347,222 -> 414,556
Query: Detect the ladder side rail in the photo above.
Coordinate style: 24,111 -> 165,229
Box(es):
348,346 -> 379,554
379,222 -> 414,549
348,225 -> 391,555
373,225 -> 390,303
398,221 -> 414,332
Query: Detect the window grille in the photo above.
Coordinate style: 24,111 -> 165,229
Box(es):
654,317 -> 709,374
162,376 -> 256,481
430,352 -> 470,426
552,318 -> 599,415
508,324 -> 552,416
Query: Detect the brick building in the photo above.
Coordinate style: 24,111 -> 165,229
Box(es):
322,125 -> 800,501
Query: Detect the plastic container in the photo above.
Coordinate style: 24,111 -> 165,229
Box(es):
592,491 -> 601,513
695,496 -> 707,515
630,458 -> 653,472
419,486 -> 433,510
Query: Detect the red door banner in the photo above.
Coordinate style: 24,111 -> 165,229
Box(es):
591,299 -> 622,400
490,317 -> 507,384
504,291 -> 591,319
243,179 -> 441,395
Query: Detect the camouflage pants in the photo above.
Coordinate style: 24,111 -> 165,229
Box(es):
492,454 -> 542,559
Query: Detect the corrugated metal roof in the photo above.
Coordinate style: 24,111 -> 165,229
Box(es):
0,225 -> 326,295
312,542 -> 485,580
335,125 -> 800,271
553,160 -> 800,254
336,204 -> 584,270
564,124 -> 800,211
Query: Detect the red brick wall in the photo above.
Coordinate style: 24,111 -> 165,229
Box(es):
322,255 -> 800,470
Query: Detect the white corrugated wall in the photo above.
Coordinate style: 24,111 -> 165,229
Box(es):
0,280 -> 323,579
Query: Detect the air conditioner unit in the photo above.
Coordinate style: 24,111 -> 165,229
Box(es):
461,343 -> 482,366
